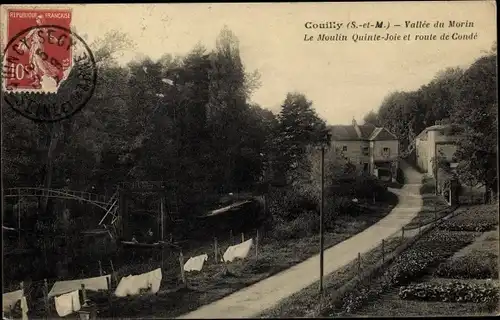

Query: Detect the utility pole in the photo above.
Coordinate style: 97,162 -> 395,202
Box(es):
434,144 -> 438,195
1,101 -> 3,235
319,145 -> 325,294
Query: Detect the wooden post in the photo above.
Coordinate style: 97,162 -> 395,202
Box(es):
81,284 -> 87,307
106,276 -> 112,295
382,239 -> 385,264
109,259 -> 116,285
160,245 -> 164,271
319,146 -> 325,294
357,252 -> 361,278
179,251 -> 186,286
98,260 -> 103,276
160,197 -> 165,242
214,237 -> 218,263
106,276 -> 112,315
256,229 -> 259,258
241,232 -> 244,243
43,279 -> 49,316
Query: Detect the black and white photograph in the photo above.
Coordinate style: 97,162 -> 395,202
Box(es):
1,2 -> 498,319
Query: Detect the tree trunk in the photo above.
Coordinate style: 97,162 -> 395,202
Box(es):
41,125 -> 60,214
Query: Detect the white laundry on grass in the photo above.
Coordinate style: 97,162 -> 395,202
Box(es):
114,268 -> 162,297
2,290 -> 23,312
183,254 -> 209,272
54,290 -> 81,317
223,239 -> 253,263
48,274 -> 111,297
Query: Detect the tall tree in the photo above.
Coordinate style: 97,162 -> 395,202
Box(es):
451,54 -> 497,199
275,92 -> 329,183
207,26 -> 261,193
362,110 -> 380,126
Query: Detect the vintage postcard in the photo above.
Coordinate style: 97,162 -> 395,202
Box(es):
1,2 -> 498,319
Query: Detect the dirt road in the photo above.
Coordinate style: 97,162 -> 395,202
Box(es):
178,161 -> 424,319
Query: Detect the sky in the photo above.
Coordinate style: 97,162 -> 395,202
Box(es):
1,2 -> 497,125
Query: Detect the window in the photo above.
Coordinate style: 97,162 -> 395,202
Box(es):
362,146 -> 369,156
382,147 -> 390,156
342,145 -> 347,152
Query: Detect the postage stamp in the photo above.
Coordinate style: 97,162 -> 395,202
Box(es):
3,9 -> 73,92
2,8 -> 97,122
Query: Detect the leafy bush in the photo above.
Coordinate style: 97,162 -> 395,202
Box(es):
333,230 -> 478,315
399,281 -> 500,303
386,231 -> 477,285
396,167 -> 405,184
268,186 -> 318,222
270,210 -> 320,240
438,206 -> 498,232
438,222 -> 496,232
324,196 -> 360,221
434,252 -> 498,279
387,250 -> 441,285
331,175 -> 387,200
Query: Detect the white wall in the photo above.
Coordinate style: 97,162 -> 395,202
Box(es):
416,138 -> 428,172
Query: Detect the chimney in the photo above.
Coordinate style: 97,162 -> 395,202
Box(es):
352,118 -> 362,139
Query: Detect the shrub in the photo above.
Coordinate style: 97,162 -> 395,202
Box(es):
437,222 -> 496,232
270,210 -> 320,240
332,230 -> 478,315
399,281 -> 500,303
330,174 -> 387,200
384,231 -> 476,285
434,252 -> 498,279
396,167 -> 405,184
438,205 -> 498,231
324,196 -> 359,221
268,186 -> 317,222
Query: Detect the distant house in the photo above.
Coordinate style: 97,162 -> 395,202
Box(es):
329,119 -> 399,181
415,123 -> 462,176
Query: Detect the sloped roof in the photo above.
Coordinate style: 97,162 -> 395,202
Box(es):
330,123 -> 397,141
416,124 -> 463,139
330,124 -> 375,140
369,127 -> 398,141
359,123 -> 376,138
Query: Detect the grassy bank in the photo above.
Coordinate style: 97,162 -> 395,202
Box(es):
259,237 -> 402,318
351,204 -> 499,317
14,190 -> 398,319
405,194 -> 453,229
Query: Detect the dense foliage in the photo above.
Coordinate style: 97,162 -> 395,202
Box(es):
437,205 -> 499,232
334,230 -> 478,314
1,27 -> 341,282
434,252 -> 498,279
399,281 -> 499,303
364,43 -> 497,195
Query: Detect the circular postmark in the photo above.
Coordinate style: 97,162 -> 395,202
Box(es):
2,24 -> 97,122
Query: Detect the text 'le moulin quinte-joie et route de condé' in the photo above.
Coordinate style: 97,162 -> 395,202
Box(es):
303,20 -> 477,42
